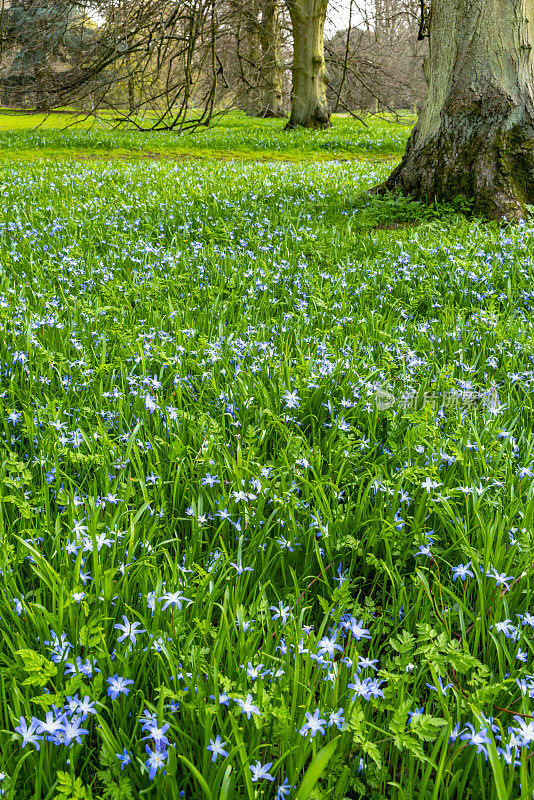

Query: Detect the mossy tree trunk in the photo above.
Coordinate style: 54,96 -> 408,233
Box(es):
260,0 -> 286,117
285,0 -> 331,129
377,0 -> 534,220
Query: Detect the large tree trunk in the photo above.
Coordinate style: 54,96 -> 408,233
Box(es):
285,0 -> 331,129
260,0 -> 286,117
377,0 -> 534,220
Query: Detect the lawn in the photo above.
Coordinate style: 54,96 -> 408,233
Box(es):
0,116 -> 533,799
0,109 -> 413,161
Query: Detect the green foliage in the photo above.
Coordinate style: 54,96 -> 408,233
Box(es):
54,772 -> 93,800
15,649 -> 57,687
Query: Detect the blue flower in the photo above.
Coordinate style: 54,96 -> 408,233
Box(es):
459,723 -> 490,760
511,716 -> 534,746
486,568 -> 514,589
116,748 -> 132,770
107,675 -> 134,700
234,693 -> 261,719
249,761 -> 275,782
14,717 -> 42,750
141,721 -> 171,749
449,723 -> 462,742
299,708 -> 327,738
230,559 -> 253,575
209,692 -> 229,706
415,544 -> 432,557
317,632 -> 342,659
328,708 -> 345,729
276,777 -> 291,799
270,602 -> 291,624
451,562 -> 474,581
348,675 -> 372,701
426,677 -> 453,695
71,696 -> 96,721
207,734 -> 229,762
159,591 -> 191,611
114,615 -> 146,645
282,390 -> 300,409
63,716 -> 89,745
35,710 -> 65,739
145,744 -> 168,780
342,616 -> 371,641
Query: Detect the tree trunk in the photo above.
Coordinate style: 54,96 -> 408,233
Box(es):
260,0 -> 286,117
128,76 -> 135,114
232,0 -> 263,115
377,0 -> 534,220
285,0 -> 331,129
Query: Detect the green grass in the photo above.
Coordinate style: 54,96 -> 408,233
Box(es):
0,116 -> 533,800
0,109 -> 413,161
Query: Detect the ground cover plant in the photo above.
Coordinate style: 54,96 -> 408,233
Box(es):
0,118 -> 534,799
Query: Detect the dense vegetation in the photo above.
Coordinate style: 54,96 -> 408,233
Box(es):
0,114 -> 533,799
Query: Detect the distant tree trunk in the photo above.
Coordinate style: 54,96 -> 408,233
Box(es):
232,0 -> 262,115
128,78 -> 135,113
244,2 -> 262,115
260,0 -> 286,117
285,0 -> 331,129
377,0 -> 534,220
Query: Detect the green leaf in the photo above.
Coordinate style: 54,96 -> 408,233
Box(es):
294,737 -> 339,800
218,765 -> 233,800
54,771 -> 92,800
392,732 -> 427,760
409,714 -> 447,742
362,739 -> 382,769
390,630 -> 416,654
348,705 -> 365,739
177,754 -> 212,800
471,706 -> 510,800
389,699 -> 411,735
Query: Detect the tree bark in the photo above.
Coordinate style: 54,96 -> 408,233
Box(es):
260,0 -> 286,117
285,0 -> 331,129
377,0 -> 534,220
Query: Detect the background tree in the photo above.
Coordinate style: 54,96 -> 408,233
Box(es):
0,0 -> 225,131
0,0 -> 93,109
327,0 -> 425,114
228,0 -> 288,117
259,0 -> 286,117
0,0 -> 427,129
231,0 -> 263,115
377,0 -> 534,219
284,0 -> 331,128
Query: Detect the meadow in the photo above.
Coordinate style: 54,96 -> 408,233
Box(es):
0,112 -> 533,799
0,108 -> 412,161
